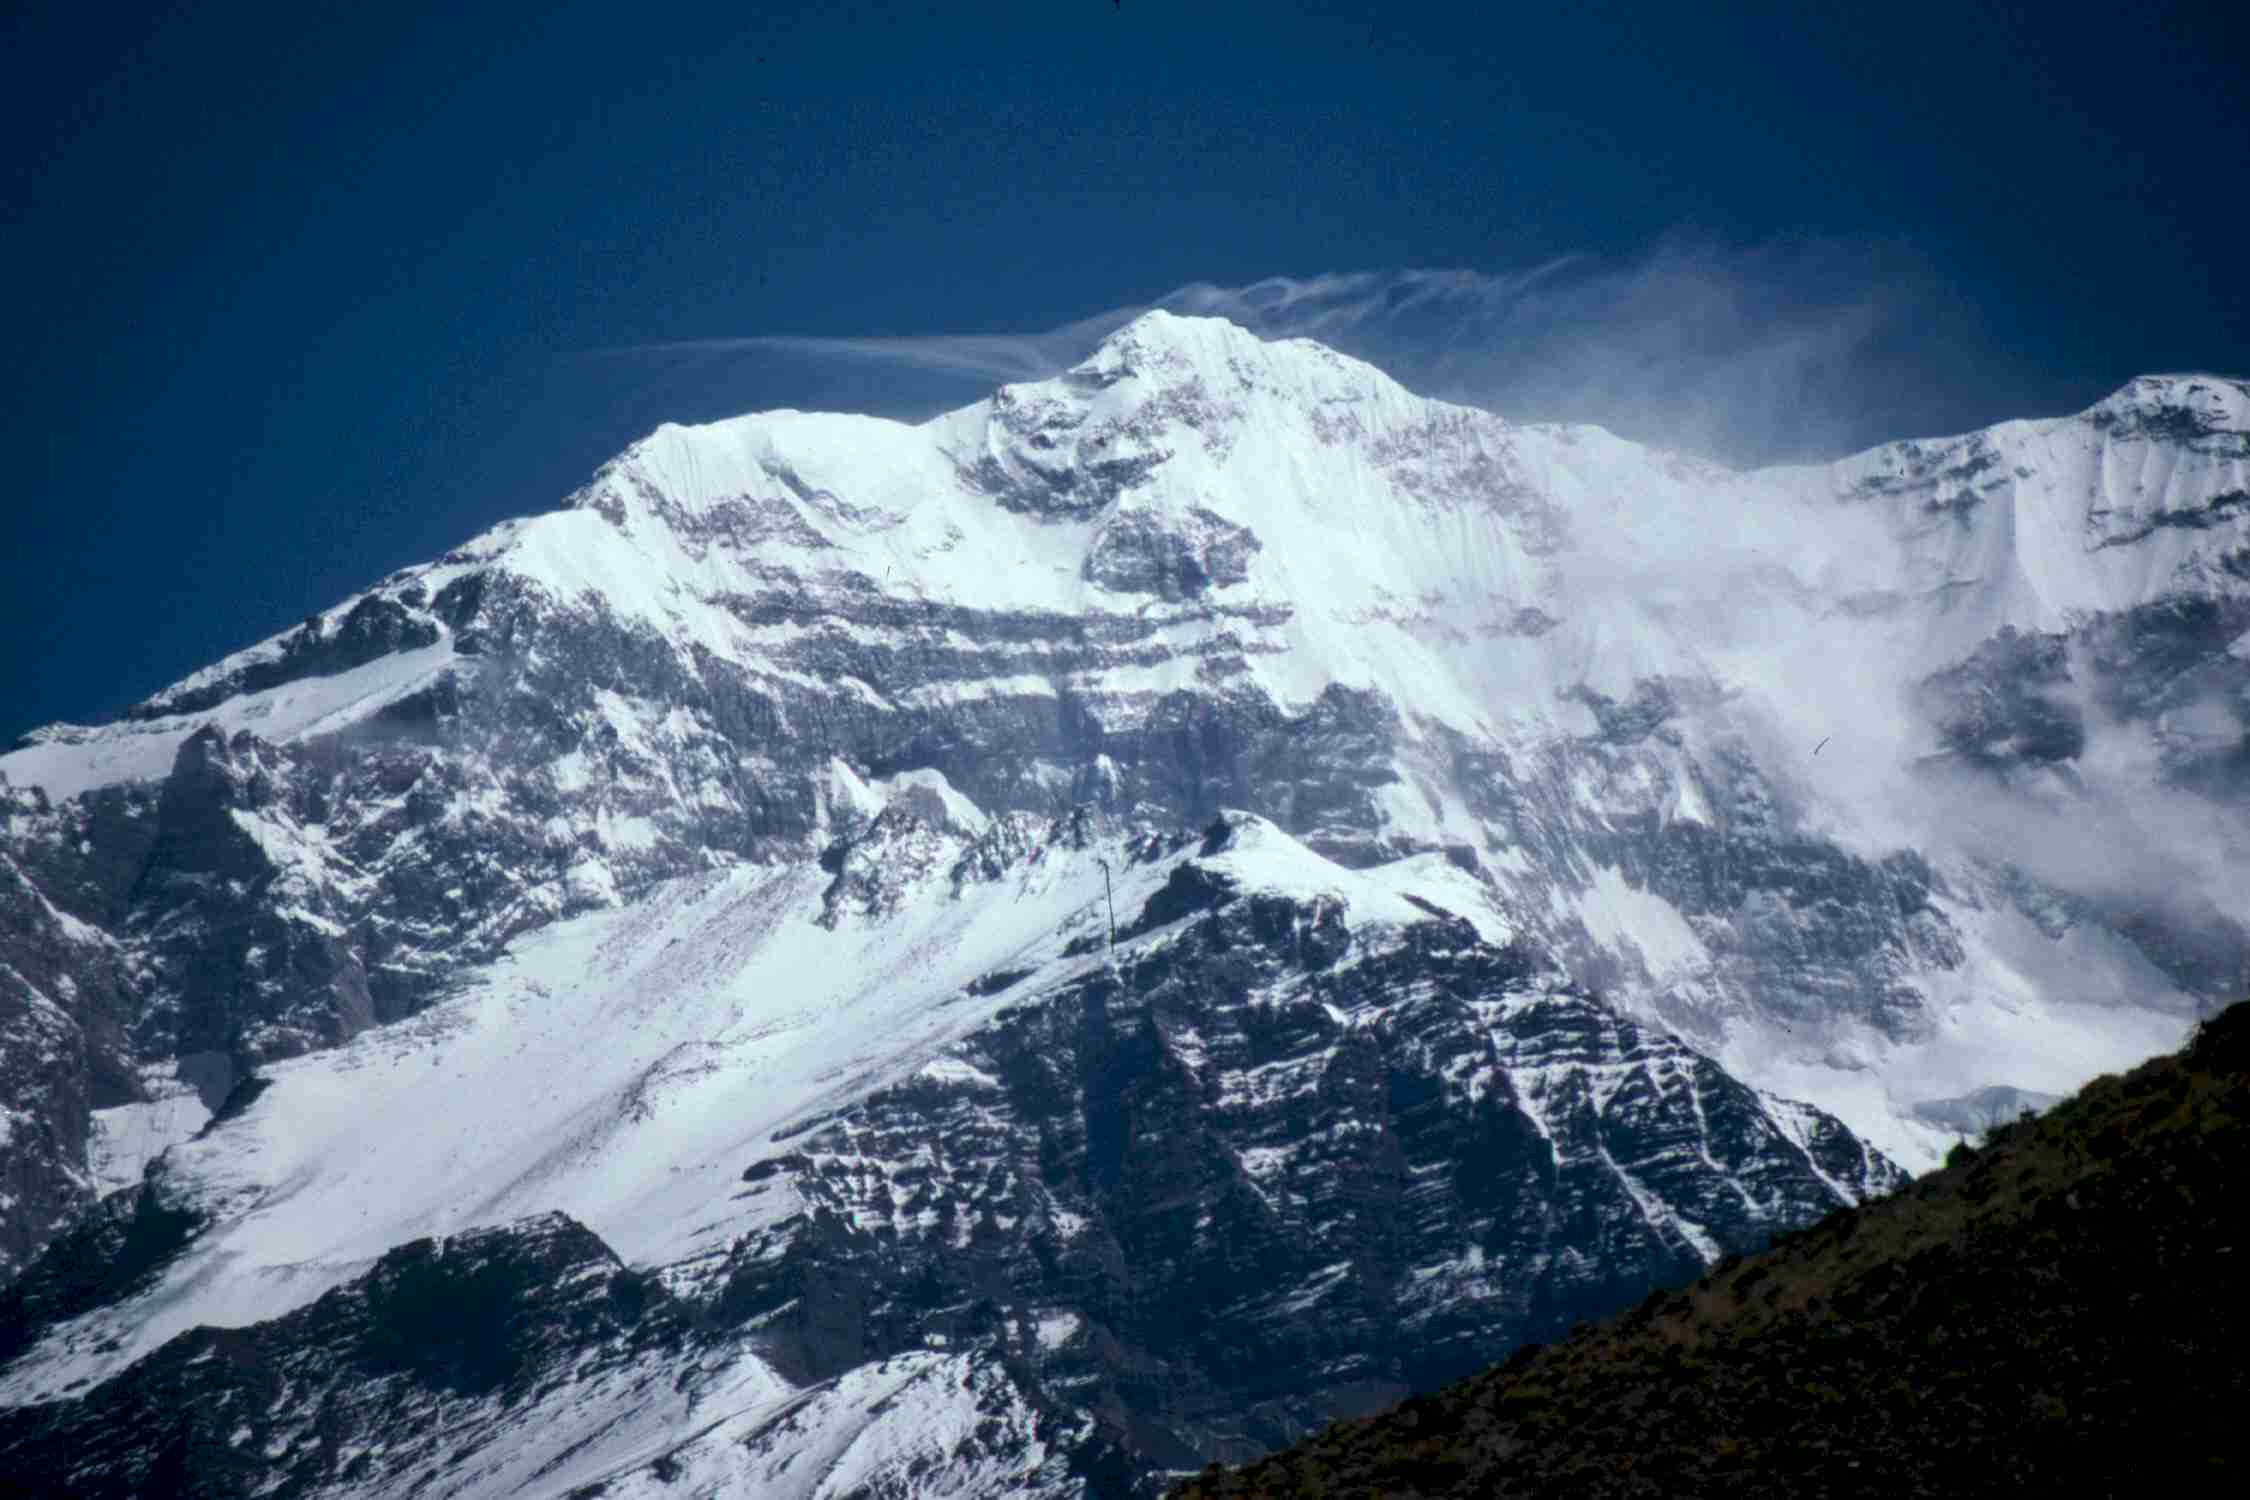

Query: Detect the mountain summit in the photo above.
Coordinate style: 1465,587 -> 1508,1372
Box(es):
1,320 -> 2245,1493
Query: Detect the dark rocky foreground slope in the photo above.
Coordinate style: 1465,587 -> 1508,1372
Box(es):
1173,998 -> 2250,1498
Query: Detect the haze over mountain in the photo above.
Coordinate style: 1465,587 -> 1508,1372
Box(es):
1,314 -> 2245,1494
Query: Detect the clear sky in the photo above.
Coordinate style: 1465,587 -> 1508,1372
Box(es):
3,0 -> 2244,739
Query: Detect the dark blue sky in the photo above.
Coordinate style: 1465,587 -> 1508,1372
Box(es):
4,0 -> 2244,739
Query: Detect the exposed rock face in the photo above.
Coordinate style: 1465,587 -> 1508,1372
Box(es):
723,832 -> 1894,1468
1084,504 -> 1263,599
131,726 -> 380,1073
0,1213 -> 691,1499
1173,999 -> 2250,1500
0,811 -> 1891,1495
1919,626 -> 2085,766
0,318 -> 2244,1489
0,787 -> 144,1279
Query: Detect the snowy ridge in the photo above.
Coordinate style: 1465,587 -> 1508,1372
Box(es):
20,331 -> 2242,792
584,1351 -> 1083,1500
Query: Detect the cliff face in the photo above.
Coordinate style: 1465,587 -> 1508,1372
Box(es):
711,817 -> 1896,1467
1171,998 -> 2250,1499
0,317 -> 2244,1492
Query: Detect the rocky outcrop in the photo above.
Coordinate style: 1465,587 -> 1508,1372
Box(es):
131,591 -> 446,723
0,789 -> 143,1281
1173,999 -> 2250,1500
722,860 -> 1895,1471
0,1213 -> 684,1499
1084,505 -> 1263,600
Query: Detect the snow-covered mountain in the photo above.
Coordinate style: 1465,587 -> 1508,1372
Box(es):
2,810 -> 1895,1496
2,313 -> 2245,1494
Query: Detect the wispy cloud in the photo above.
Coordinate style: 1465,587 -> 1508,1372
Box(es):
604,233 -> 2039,465
624,303 -> 1138,388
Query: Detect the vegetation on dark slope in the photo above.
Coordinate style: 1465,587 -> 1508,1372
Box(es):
1174,1000 -> 2250,1498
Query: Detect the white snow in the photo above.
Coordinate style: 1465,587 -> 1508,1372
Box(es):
819,757 -> 887,829
584,1351 -> 1076,1500
1,644 -> 459,801
1567,865 -> 1709,982
1199,813 -> 1443,931
879,767 -> 990,835
87,1077 -> 212,1198
1032,1310 -> 1083,1351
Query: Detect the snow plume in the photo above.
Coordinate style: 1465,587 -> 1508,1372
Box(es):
611,234 -> 2035,465
1916,682 -> 2250,944
1666,581 -> 2250,976
1162,238 -> 2011,465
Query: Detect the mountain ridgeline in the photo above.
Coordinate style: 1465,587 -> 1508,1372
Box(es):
1173,998 -> 2250,1497
1,315 -> 2246,1494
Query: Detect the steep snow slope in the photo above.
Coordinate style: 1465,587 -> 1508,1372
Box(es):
1,800 -> 1161,1402
5,645 -> 460,805
2,804 -> 1895,1495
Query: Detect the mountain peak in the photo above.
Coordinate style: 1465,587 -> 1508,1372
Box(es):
1069,307 -> 1398,402
1071,308 -> 1264,385
1089,306 -> 1247,354
2083,372 -> 2250,436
